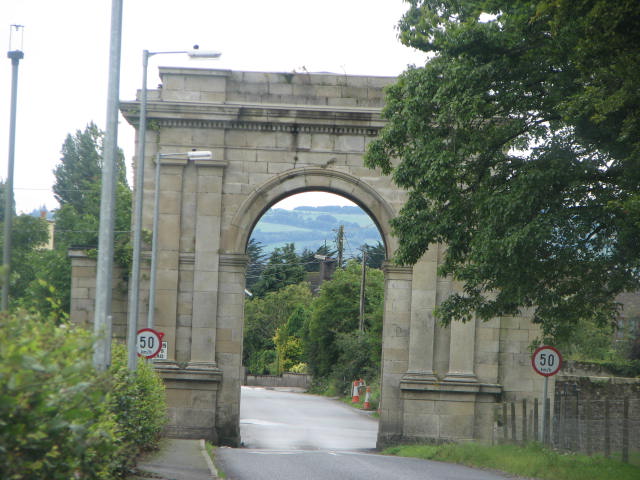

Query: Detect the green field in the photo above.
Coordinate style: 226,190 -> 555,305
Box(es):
250,205 -> 382,255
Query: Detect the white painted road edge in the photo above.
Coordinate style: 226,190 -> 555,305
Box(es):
199,439 -> 219,479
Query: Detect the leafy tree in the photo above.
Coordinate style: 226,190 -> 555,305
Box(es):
305,261 -> 384,381
0,209 -> 71,316
3,214 -> 51,303
0,181 -> 14,223
44,124 -> 131,315
243,282 -> 313,374
365,0 -> 640,341
245,238 -> 266,293
53,123 -> 131,258
251,243 -> 305,298
274,305 -> 309,373
356,241 -> 386,270
17,250 -> 71,320
300,244 -> 337,272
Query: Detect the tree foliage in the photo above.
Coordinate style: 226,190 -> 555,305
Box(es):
0,311 -> 166,479
53,123 -> 131,260
365,0 -> 640,341
245,238 -> 267,292
243,282 -> 313,374
304,261 -> 384,381
251,243 -> 306,298
274,305 -> 309,373
2,214 -> 62,312
356,241 -> 386,269
300,244 -> 337,273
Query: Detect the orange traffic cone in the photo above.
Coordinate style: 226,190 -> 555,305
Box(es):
351,380 -> 360,403
363,386 -> 371,410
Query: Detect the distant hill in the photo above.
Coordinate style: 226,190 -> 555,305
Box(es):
250,205 -> 382,257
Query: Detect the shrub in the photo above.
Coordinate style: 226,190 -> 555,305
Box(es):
0,311 -> 168,479
108,343 -> 167,475
0,311 -> 119,479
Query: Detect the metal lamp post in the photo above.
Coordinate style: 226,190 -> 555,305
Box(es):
2,25 -> 24,311
126,48 -> 220,370
94,0 -> 124,371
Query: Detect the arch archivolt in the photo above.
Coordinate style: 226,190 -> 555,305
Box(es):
221,167 -> 398,258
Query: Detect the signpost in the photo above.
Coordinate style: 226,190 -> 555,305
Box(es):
136,328 -> 164,359
156,341 -> 168,360
532,346 -> 562,443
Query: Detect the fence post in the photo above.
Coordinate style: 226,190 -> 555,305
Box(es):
522,399 -> 528,444
574,389 -> 581,452
503,402 -> 508,443
534,398 -> 539,442
544,397 -> 551,445
604,398 -> 610,459
559,391 -> 566,449
511,402 -> 517,443
622,397 -> 629,464
585,400 -> 592,456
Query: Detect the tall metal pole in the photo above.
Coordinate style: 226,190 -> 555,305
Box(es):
94,0 -> 123,371
541,375 -> 549,443
2,44 -> 23,310
126,50 -> 150,370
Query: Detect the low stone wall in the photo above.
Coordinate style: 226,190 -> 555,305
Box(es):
244,373 -> 312,390
553,374 -> 640,456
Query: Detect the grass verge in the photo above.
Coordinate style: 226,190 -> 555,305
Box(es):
383,442 -> 640,480
205,442 -> 226,479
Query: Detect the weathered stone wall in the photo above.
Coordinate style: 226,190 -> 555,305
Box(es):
244,373 -> 312,390
553,375 -> 640,454
69,249 -> 128,340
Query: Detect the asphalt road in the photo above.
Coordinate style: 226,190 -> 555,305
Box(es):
239,386 -> 378,451
214,386 -> 512,480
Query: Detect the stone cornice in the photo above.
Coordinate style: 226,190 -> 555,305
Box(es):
400,376 -> 503,396
219,253 -> 249,268
382,262 -> 413,278
120,100 -> 385,136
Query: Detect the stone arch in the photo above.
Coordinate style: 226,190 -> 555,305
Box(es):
106,67 -> 542,450
221,167 -> 398,258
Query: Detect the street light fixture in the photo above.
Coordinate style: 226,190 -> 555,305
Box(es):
127,48 -> 220,370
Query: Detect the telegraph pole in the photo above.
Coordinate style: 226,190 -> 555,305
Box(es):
359,248 -> 367,331
335,225 -> 344,268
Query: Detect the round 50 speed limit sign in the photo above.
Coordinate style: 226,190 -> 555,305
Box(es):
531,346 -> 562,377
136,328 -> 164,359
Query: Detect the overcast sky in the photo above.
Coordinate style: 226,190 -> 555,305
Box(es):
0,0 -> 426,213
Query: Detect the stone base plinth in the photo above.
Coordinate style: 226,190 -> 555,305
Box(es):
155,362 -> 222,442
378,377 -> 502,447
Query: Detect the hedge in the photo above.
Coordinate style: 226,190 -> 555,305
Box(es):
0,310 -> 167,479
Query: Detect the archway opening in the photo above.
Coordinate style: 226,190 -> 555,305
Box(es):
240,190 -> 385,451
